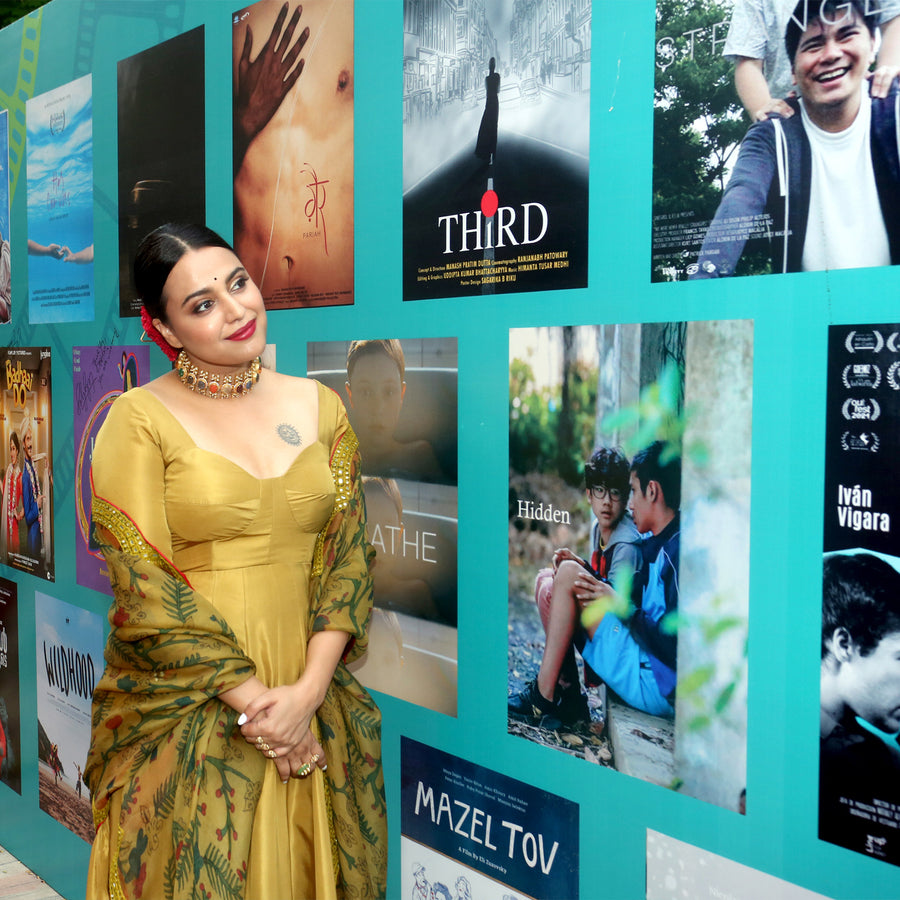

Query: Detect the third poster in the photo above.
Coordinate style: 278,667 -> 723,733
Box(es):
403,0 -> 590,300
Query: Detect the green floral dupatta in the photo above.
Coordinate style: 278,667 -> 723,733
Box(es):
85,420 -> 386,900
84,504 -> 265,900
309,426 -> 387,899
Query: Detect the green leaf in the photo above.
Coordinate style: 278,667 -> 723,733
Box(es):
714,681 -> 737,714
678,664 -> 715,695
701,616 -> 745,641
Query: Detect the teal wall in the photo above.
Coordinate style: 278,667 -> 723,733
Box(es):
0,1 -> 897,898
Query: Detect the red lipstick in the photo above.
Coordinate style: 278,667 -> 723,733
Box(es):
227,320 -> 256,341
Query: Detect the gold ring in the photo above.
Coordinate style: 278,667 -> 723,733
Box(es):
296,762 -> 312,777
266,749 -> 277,759
255,735 -> 264,746
259,741 -> 271,753
309,753 -> 320,765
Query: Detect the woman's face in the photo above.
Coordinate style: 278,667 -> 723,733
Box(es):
154,246 -> 267,371
8,439 -> 16,466
345,352 -> 405,446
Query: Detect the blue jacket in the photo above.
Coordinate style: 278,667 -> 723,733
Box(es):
630,515 -> 679,697
691,82 -> 900,277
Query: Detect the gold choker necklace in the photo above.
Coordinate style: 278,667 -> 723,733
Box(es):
176,351 -> 261,399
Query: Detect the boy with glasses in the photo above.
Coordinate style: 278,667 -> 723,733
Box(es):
509,447 -> 641,728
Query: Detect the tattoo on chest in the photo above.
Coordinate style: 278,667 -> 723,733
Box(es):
277,423 -> 302,447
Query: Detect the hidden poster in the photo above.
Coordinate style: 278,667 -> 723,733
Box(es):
508,321 -> 751,811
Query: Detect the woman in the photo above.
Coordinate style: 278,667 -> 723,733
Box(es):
474,57 -> 500,162
1,431 -> 22,561
344,339 -> 444,482
85,224 -> 385,899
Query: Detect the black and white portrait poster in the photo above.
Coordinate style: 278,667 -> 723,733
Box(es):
403,0 -> 590,300
401,737 -> 579,900
820,324 -> 900,867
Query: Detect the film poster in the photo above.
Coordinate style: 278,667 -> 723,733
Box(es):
652,0 -> 899,282
0,109 -> 10,326
232,0 -> 354,309
35,591 -> 103,843
0,347 -> 53,580
308,337 -> 458,715
26,73 -> 94,323
646,830 -> 832,899
117,27 -> 205,317
402,0 -> 590,300
0,577 -> 20,794
509,321 -> 751,811
401,737 -> 579,900
73,344 -> 149,593
820,324 -> 900,866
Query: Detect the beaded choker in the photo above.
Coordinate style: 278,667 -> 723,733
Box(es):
176,350 -> 261,399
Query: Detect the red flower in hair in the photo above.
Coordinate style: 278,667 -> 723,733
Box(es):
140,306 -> 178,361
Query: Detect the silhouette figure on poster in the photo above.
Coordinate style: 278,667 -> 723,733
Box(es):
475,57 -> 500,163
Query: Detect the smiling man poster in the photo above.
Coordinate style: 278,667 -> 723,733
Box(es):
652,0 -> 900,281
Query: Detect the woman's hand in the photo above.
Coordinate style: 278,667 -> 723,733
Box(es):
239,682 -> 316,752
238,682 -> 328,781
284,731 -> 327,781
238,631 -> 349,781
249,725 -> 325,783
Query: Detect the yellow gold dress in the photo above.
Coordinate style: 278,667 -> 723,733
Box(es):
85,382 -> 386,900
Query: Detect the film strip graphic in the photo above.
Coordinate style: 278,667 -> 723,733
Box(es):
73,0 -> 186,75
0,9 -> 42,203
